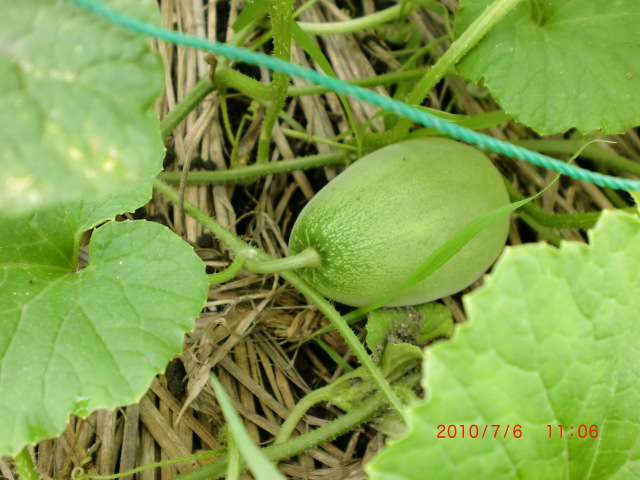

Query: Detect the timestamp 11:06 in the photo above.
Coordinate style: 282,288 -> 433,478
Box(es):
547,425 -> 599,438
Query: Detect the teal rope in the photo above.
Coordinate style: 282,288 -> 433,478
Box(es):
66,0 -> 640,192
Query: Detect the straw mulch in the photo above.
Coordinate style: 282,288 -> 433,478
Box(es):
3,0 -> 639,479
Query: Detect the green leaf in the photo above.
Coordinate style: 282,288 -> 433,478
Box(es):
455,0 -> 640,134
367,210 -> 640,479
232,0 -> 267,32
291,22 -> 336,77
0,0 -> 165,215
367,303 -> 454,364
0,204 -> 208,456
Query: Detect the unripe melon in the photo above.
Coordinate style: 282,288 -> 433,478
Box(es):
288,137 -> 510,307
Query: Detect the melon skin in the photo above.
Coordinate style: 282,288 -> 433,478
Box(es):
288,137 -> 510,307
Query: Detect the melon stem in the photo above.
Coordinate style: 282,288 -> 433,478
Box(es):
243,248 -> 320,274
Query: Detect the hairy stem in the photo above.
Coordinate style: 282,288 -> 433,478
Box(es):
243,248 -> 320,274
296,3 -> 416,35
157,152 -> 348,184
153,180 -> 407,422
208,255 -> 245,285
407,0 -> 523,107
258,0 -> 294,163
215,67 -> 273,101
159,13 -> 270,141
503,181 -> 636,230
160,77 -> 215,139
172,370 -> 421,480
274,388 -> 334,445
364,0 -> 525,150
74,451 -> 226,480
172,395 -> 384,480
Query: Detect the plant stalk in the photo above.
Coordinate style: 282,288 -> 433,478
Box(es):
208,255 -> 245,285
503,181 -> 636,230
243,248 -> 320,273
273,388 -> 334,445
160,76 -> 216,139
171,395 -> 384,480
296,3 -> 417,35
157,152 -> 347,184
258,0 -> 294,163
512,139 -> 640,178
215,68 -> 272,100
364,0 -> 525,150
172,370 -> 421,480
153,180 -> 408,423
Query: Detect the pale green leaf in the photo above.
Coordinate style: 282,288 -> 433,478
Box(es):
0,206 -> 208,456
0,0 -> 164,215
455,0 -> 640,134
367,210 -> 640,479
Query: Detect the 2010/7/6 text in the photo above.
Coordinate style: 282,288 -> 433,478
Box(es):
436,424 -> 523,439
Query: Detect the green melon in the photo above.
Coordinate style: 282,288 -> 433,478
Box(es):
288,137 -> 510,307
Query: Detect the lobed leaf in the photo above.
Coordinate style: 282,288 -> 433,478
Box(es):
455,0 -> 640,134
0,200 -> 208,456
367,210 -> 640,479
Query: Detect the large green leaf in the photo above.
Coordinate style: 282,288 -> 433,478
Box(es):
0,0 -> 164,215
455,0 -> 640,134
0,199 -> 208,456
367,210 -> 640,479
